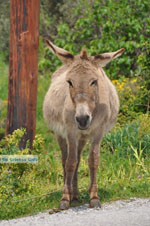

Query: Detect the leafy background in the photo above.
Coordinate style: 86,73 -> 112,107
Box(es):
0,0 -> 150,220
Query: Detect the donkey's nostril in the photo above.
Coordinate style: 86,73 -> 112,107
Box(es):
85,115 -> 90,122
76,115 -> 90,129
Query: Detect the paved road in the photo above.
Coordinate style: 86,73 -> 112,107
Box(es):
0,198 -> 150,226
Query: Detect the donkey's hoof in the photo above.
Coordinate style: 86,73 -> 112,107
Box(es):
89,199 -> 101,208
59,200 -> 70,210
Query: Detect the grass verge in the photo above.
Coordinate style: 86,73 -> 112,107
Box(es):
0,138 -> 150,220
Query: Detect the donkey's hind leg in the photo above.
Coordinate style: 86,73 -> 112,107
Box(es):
57,135 -> 67,184
57,135 -> 70,210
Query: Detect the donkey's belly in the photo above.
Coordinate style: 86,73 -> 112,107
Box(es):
43,72 -> 68,138
43,97 -> 67,138
49,119 -> 67,138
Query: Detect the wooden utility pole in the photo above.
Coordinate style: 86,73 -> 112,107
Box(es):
6,0 -> 40,148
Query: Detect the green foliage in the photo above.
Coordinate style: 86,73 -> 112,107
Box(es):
136,42 -> 150,111
112,76 -> 150,125
0,54 -> 8,137
0,129 -> 45,200
138,113 -> 150,138
1,0 -> 150,83
0,0 -> 9,60
39,0 -> 150,80
0,128 -> 26,154
103,117 -> 150,158
0,128 -> 63,219
137,42 -> 150,81
114,78 -> 140,123
0,54 -> 8,99
0,99 -> 7,133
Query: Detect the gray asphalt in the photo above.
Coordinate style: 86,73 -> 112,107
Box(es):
0,198 -> 150,226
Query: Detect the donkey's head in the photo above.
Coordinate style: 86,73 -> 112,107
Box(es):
45,40 -> 124,130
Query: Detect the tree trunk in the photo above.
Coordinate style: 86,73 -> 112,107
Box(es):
6,0 -> 40,149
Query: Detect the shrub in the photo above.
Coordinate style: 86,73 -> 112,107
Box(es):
39,0 -> 150,80
137,42 -> 150,112
0,129 -> 45,201
112,77 -> 149,125
0,99 -> 7,138
103,117 -> 150,158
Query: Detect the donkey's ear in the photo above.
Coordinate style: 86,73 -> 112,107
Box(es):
92,48 -> 125,67
45,39 -> 74,63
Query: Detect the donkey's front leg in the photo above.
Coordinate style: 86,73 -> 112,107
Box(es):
72,139 -> 87,203
88,132 -> 103,208
59,134 -> 78,210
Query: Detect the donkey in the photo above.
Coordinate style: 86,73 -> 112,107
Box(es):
43,40 -> 124,210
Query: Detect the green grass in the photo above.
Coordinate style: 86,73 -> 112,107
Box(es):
0,55 -> 8,137
36,74 -> 52,142
1,147 -> 150,220
0,58 -> 150,220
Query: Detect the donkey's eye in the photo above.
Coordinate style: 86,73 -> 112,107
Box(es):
90,80 -> 97,86
67,80 -> 73,87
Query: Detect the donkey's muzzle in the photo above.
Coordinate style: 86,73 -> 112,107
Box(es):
76,115 -> 90,130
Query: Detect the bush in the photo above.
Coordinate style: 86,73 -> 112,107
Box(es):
137,42 -> 150,111
0,128 -> 63,207
39,0 -> 150,80
0,99 -> 7,128
103,115 -> 150,158
111,75 -> 150,125
0,0 -> 9,60
0,129 -> 45,200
